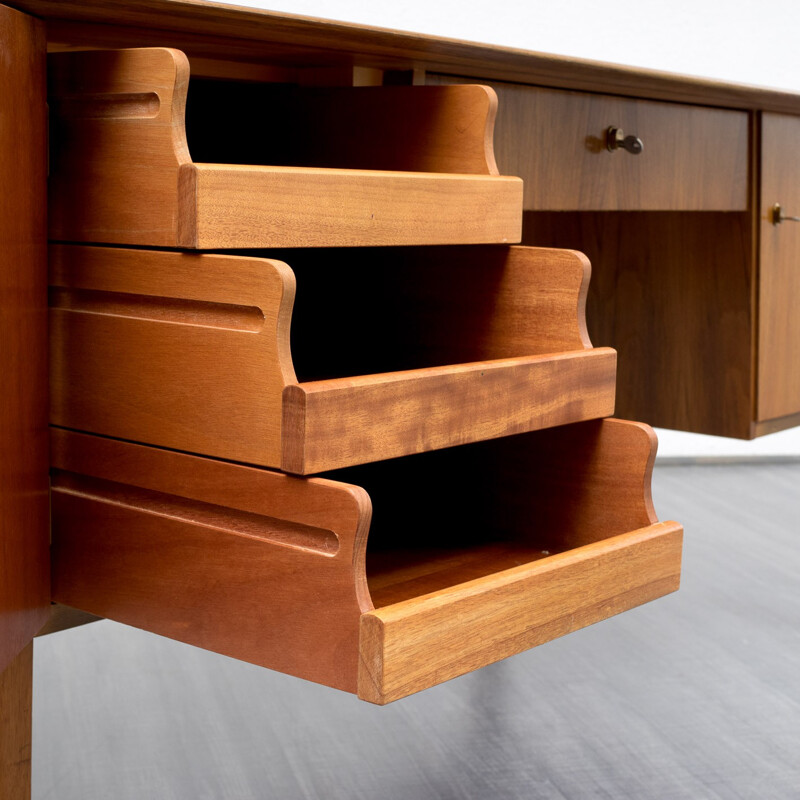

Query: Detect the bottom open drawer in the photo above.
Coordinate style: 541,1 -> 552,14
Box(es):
50,419 -> 682,704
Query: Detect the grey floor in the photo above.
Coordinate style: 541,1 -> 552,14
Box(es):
32,462 -> 800,800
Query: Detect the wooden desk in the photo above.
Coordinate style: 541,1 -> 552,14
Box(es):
11,0 -> 798,441
0,0 -> 794,795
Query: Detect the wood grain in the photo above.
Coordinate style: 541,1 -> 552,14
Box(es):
282,349 -> 617,474
355,417 -> 682,703
48,47 -> 522,248
50,419 -> 681,703
427,75 -> 748,211
51,244 -> 610,472
0,643 -> 33,800
48,46 -> 191,247
49,244 -> 297,467
522,212 -> 755,438
751,409 -> 800,437
49,429 -> 373,693
359,522 -> 682,704
758,113 -> 800,422
19,1 -> 800,114
183,163 -> 521,249
0,3 -> 50,676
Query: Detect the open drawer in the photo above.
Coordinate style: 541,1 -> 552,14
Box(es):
47,47 -> 522,249
49,244 -> 616,473
50,420 -> 683,704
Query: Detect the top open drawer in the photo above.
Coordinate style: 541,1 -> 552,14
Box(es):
47,48 -> 523,249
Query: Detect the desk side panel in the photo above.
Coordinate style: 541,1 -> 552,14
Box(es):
0,3 -> 49,674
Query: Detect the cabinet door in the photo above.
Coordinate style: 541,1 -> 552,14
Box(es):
0,3 -> 49,674
759,114 -> 800,423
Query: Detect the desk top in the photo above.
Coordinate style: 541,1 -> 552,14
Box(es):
12,0 -> 800,114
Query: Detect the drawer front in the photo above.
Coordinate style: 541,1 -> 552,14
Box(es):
359,521 -> 682,705
429,76 -> 749,211
758,113 -> 800,424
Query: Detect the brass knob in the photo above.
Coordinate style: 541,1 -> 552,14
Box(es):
607,126 -> 643,155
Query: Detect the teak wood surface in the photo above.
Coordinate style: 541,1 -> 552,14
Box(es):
50,244 -> 616,473
49,428 -> 373,693
759,113 -> 800,423
522,212 -> 756,439
428,76 -> 749,211
0,643 -> 33,800
0,3 -> 49,676
33,2 -> 800,440
48,47 -> 522,249
50,420 -> 682,703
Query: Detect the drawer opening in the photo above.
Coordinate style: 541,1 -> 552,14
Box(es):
353,418 -> 683,704
326,419 -> 661,609
282,245 -> 594,382
48,47 -> 523,249
184,79 -> 497,175
279,245 -> 617,472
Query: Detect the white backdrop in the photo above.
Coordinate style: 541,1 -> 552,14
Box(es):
218,0 -> 800,457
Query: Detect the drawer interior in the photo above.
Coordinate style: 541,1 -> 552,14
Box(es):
328,418 -> 660,608
272,245 -> 593,382
185,79 -> 495,175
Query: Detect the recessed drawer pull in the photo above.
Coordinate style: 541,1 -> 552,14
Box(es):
606,125 -> 643,154
770,202 -> 800,225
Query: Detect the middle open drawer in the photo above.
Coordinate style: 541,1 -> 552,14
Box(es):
49,244 -> 616,473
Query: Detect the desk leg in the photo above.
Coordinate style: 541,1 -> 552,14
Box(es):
0,643 -> 33,800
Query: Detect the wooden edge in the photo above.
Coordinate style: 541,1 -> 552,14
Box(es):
27,1 -> 800,114
479,84 -> 500,176
607,418 -> 660,525
281,349 -> 617,474
358,520 -> 683,704
192,162 -> 523,184
170,47 -> 192,163
35,604 -> 103,637
571,248 -> 593,349
177,162 -> 198,247
0,642 -> 33,800
751,409 -> 800,438
281,384 -> 308,475
191,164 -> 523,249
0,2 -> 49,675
